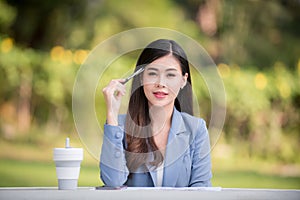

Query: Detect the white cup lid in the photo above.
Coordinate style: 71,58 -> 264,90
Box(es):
53,148 -> 83,161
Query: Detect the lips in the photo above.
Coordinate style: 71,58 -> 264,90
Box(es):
153,91 -> 168,98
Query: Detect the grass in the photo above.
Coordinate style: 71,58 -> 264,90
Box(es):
212,170 -> 300,189
0,159 -> 101,187
0,158 -> 299,189
0,136 -> 299,189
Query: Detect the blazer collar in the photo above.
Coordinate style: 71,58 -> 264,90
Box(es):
169,107 -> 187,137
148,107 -> 189,187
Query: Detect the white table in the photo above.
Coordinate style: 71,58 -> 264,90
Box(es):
0,187 -> 299,200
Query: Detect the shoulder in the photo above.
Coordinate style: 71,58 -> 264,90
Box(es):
179,112 -> 209,147
179,113 -> 210,158
180,112 -> 207,132
171,108 -> 208,136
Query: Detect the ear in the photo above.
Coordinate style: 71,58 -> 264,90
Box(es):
181,73 -> 188,89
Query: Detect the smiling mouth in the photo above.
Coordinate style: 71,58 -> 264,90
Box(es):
153,91 -> 168,98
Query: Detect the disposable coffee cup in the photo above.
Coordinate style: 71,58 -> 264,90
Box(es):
53,138 -> 83,190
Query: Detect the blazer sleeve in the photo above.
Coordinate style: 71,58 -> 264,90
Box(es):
189,119 -> 212,187
99,123 -> 129,187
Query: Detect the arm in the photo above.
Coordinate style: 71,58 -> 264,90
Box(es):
100,123 -> 129,187
100,79 -> 129,187
189,119 -> 212,187
102,79 -> 126,126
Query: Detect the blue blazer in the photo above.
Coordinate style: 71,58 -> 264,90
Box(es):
100,108 -> 212,187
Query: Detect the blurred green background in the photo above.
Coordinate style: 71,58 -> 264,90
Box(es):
0,0 -> 300,189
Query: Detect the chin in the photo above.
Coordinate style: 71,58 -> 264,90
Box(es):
149,100 -> 174,108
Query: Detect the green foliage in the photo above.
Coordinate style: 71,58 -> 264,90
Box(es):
0,0 -> 300,182
218,0 -> 300,68
0,0 -> 16,31
217,62 -> 300,163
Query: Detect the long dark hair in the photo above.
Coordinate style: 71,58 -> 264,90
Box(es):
125,39 -> 193,172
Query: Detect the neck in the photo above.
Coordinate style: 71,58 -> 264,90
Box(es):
149,104 -> 173,135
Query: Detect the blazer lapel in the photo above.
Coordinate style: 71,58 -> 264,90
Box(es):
145,149 -> 158,186
146,108 -> 188,187
163,108 -> 189,187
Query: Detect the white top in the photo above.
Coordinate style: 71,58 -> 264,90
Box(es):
156,162 -> 164,187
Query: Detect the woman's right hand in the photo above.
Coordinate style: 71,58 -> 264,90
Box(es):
102,79 -> 126,126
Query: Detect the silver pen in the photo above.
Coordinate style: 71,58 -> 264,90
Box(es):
122,67 -> 145,84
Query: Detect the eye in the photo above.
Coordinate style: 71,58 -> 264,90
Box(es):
166,73 -> 176,78
148,72 -> 157,76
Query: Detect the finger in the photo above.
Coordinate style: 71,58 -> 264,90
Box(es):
111,79 -> 125,85
103,79 -> 124,95
115,83 -> 126,95
110,80 -> 126,95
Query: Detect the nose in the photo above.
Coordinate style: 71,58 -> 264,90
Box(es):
155,75 -> 166,88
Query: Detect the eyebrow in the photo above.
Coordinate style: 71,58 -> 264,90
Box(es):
146,67 -> 178,72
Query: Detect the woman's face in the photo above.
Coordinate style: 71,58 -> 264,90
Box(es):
142,54 -> 188,109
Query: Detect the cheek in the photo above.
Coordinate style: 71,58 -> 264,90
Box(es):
143,76 -> 157,85
167,81 -> 182,95
143,84 -> 152,97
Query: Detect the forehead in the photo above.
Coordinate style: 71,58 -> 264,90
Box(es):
148,55 -> 181,71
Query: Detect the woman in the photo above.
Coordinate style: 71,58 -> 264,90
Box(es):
100,39 -> 212,187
